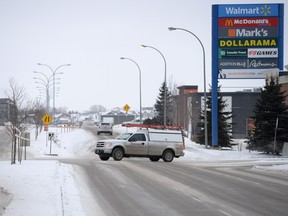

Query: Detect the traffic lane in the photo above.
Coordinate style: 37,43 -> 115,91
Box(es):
140,160 -> 288,216
68,158 -> 286,216
70,159 -> 227,216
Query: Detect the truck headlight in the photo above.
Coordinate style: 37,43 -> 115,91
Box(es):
104,143 -> 113,148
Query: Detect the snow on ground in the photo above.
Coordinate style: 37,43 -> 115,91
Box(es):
0,125 -> 288,216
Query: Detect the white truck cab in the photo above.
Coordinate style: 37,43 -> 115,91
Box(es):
95,124 -> 185,162
97,122 -> 113,135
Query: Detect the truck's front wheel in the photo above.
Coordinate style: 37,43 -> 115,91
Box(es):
112,147 -> 124,161
162,149 -> 174,162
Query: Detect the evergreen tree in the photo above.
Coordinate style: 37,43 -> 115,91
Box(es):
247,76 -> 288,154
197,85 -> 233,147
144,82 -> 172,125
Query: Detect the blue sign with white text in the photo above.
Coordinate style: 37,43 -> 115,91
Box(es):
211,3 -> 284,147
218,4 -> 279,17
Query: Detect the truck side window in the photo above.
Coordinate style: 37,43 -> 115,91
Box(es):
129,134 -> 146,142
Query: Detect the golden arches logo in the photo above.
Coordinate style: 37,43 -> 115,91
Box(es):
225,19 -> 233,26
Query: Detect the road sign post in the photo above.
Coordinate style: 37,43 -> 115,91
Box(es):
42,113 -> 53,148
48,132 -> 55,154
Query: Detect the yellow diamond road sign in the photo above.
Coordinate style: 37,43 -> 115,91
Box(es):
42,114 -> 53,124
123,104 -> 130,112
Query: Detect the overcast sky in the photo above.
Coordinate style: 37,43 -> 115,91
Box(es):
0,0 -> 287,112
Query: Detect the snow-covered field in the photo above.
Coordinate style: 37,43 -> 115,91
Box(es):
0,125 -> 288,216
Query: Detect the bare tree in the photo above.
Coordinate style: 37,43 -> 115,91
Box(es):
168,75 -> 179,96
55,106 -> 68,114
90,104 -> 107,113
167,76 -> 179,125
31,99 -> 46,140
4,78 -> 37,164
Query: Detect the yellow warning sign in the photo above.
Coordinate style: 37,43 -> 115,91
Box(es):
42,113 -> 53,125
123,104 -> 130,112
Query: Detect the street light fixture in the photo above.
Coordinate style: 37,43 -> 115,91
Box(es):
168,27 -> 208,149
34,77 -> 50,112
120,57 -> 142,123
141,44 -> 167,126
37,63 -> 70,118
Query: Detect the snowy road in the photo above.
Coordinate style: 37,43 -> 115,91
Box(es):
62,157 -> 288,216
1,126 -> 288,216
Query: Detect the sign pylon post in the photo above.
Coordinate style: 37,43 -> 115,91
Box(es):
41,113 -> 53,151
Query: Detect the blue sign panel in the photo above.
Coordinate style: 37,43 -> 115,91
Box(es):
211,3 -> 284,147
218,4 -> 279,17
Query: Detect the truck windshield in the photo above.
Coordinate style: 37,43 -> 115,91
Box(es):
115,133 -> 133,140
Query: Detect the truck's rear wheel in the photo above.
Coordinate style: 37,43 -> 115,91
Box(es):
99,155 -> 110,161
162,149 -> 174,162
149,157 -> 160,162
112,147 -> 124,161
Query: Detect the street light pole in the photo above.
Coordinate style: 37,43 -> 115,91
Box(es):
168,27 -> 208,149
141,45 -> 167,126
120,57 -> 143,123
37,63 -> 70,119
33,71 -> 53,112
34,77 -> 50,112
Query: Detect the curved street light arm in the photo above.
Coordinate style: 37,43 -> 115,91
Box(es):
141,45 -> 167,80
168,26 -> 208,149
37,63 -> 70,119
140,45 -> 167,126
33,71 -> 49,81
120,57 -> 142,123
37,63 -> 71,74
34,77 -> 49,87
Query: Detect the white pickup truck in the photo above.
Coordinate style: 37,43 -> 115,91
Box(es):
95,128 -> 185,162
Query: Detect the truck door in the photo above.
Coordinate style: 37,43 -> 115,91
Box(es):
125,133 -> 147,155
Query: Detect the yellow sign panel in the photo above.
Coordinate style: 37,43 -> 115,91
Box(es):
42,114 -> 53,124
123,104 -> 130,112
219,39 -> 277,47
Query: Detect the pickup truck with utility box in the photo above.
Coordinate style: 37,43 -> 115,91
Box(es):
95,124 -> 185,162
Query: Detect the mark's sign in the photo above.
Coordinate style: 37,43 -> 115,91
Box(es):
218,27 -> 278,38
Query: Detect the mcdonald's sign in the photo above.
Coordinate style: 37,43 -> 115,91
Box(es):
218,17 -> 278,28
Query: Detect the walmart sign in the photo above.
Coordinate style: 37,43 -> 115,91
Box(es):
218,4 -> 280,17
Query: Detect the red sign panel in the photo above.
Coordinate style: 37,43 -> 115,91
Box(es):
218,17 -> 278,28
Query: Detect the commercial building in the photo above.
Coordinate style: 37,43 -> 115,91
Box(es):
175,72 -> 288,141
175,86 -> 261,140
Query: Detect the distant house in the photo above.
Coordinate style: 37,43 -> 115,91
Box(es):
54,113 -> 71,125
100,107 -> 135,125
142,107 -> 155,120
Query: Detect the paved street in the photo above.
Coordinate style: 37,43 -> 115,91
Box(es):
63,157 -> 288,216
